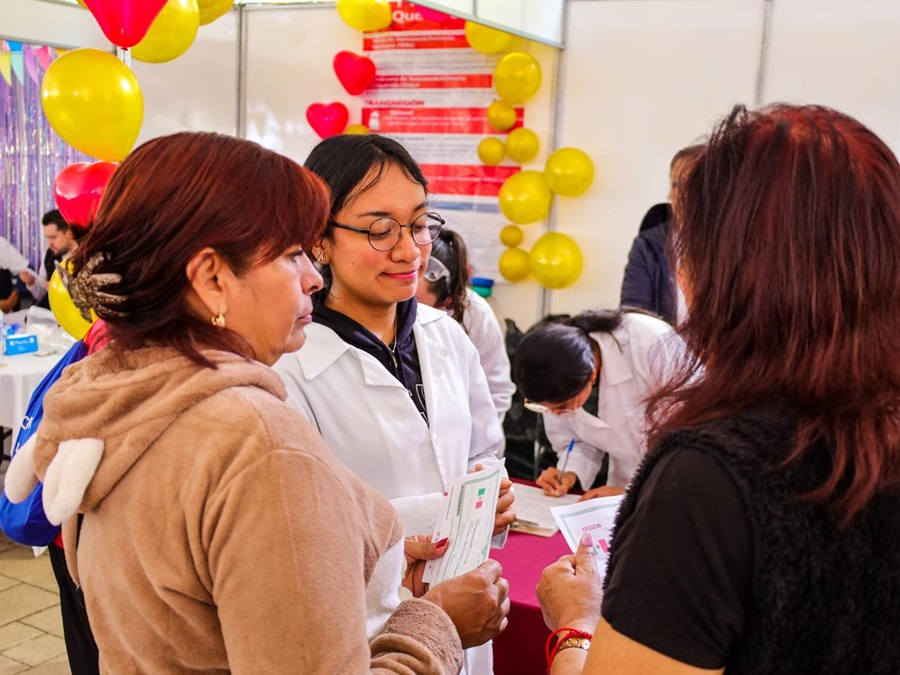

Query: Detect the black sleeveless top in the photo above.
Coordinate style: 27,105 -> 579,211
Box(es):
602,403 -> 900,674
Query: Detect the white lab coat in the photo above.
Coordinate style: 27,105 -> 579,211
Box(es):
274,303 -> 505,535
543,312 -> 681,489
461,289 -> 515,422
274,303 -> 504,675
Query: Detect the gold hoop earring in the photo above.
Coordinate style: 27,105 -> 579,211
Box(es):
211,312 -> 226,328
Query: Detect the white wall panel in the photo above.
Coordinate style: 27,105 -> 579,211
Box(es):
763,0 -> 900,154
0,0 -> 108,49
549,0 -> 764,316
244,6 -> 360,163
134,12 -> 239,144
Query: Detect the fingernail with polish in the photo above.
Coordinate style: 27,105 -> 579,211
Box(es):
435,537 -> 449,549
580,531 -> 593,548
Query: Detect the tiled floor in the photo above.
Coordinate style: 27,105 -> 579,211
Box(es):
0,437 -> 70,674
0,534 -> 70,673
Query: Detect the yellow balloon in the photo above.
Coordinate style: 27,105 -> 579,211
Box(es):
499,248 -> 531,282
493,52 -> 542,105
336,0 -> 392,32
478,137 -> 505,166
499,225 -> 523,248
465,21 -> 514,54
76,0 -> 87,7
345,124 -> 370,135
41,49 -> 143,162
132,0 -> 199,64
486,100 -> 517,132
48,269 -> 96,339
530,232 -> 583,289
505,127 -> 539,164
498,171 -> 551,224
545,147 -> 595,196
197,0 -> 232,25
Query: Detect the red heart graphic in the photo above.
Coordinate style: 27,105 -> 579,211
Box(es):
306,102 -> 349,139
53,161 -> 119,228
333,51 -> 376,96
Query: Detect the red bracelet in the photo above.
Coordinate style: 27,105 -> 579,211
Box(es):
545,627 -> 593,672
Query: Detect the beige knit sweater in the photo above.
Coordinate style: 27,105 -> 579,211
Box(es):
21,347 -> 462,674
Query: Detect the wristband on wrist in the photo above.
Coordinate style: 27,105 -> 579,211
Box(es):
545,627 -> 593,672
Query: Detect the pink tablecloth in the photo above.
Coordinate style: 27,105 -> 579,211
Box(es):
490,530 -> 571,675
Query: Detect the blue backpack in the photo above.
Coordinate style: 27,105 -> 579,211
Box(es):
0,340 -> 89,546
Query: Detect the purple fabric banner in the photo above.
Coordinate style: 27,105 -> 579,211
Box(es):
0,41 -> 87,270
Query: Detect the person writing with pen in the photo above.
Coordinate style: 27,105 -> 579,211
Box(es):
512,309 -> 682,500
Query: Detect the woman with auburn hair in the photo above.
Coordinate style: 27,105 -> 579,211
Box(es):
536,104 -> 900,675
3,131 -> 507,673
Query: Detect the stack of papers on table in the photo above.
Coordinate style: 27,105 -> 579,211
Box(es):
509,483 -> 580,537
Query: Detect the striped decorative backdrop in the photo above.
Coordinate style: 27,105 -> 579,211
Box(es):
0,39 -> 87,270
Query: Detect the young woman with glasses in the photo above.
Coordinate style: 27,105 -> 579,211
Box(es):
273,134 -> 514,675
513,309 -> 681,500
416,228 -> 516,422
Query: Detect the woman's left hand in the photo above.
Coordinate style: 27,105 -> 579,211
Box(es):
493,477 -> 516,536
402,535 -> 449,597
537,533 -> 604,633
470,463 -> 517,536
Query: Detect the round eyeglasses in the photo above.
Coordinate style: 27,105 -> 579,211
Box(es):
330,212 -> 444,252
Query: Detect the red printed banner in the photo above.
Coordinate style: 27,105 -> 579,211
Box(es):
370,73 -> 493,90
420,164 -> 520,197
364,33 -> 469,52
363,107 -> 522,135
360,1 -> 524,279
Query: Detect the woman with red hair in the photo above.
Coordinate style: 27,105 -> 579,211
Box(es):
3,131 -> 506,673
537,104 -> 900,674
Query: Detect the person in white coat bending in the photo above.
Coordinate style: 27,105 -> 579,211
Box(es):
416,228 -> 515,422
274,134 -> 514,674
513,309 -> 680,500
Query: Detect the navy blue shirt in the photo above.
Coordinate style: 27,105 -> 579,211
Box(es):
313,299 -> 428,423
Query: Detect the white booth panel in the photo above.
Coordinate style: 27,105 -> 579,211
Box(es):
548,0 -> 764,316
134,12 -> 239,144
244,6 -> 360,163
764,0 -> 900,156
0,0 -> 108,49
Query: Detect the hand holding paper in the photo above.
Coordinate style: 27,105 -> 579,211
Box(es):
472,462 -> 516,536
423,461 -> 504,585
536,532 -> 604,633
550,493 -> 624,578
423,559 -> 510,648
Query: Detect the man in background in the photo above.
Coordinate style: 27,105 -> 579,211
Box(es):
18,209 -> 77,309
620,145 -> 703,325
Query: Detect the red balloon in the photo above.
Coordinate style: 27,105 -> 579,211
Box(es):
81,0 -> 168,48
306,102 -> 349,139
54,162 -> 118,229
333,51 -> 376,96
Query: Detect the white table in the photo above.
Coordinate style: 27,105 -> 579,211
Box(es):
0,351 -> 64,433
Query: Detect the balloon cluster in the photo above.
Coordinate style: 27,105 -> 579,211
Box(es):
495,146 -> 592,289
305,0 -> 394,138
40,1 -> 233,335
463,22 -> 592,290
